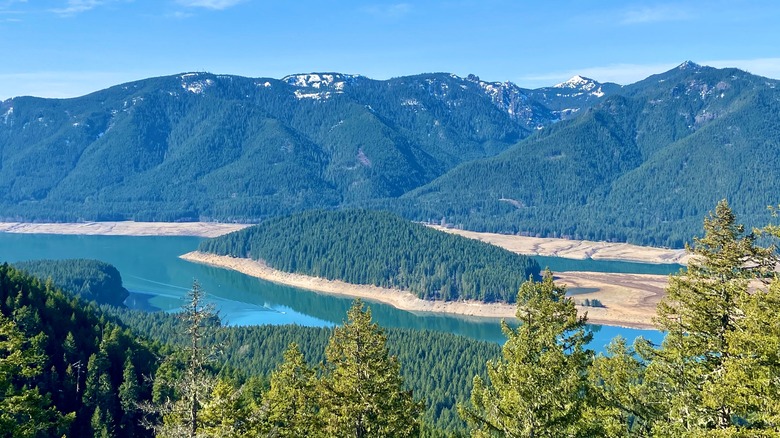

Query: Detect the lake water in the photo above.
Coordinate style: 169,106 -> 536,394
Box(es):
535,255 -> 683,275
0,233 -> 665,351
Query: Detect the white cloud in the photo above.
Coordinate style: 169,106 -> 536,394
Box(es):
620,5 -> 691,25
363,3 -> 411,19
167,10 -> 193,19
51,0 -> 106,15
50,0 -> 132,16
0,0 -> 27,8
0,0 -> 27,15
175,0 -> 246,10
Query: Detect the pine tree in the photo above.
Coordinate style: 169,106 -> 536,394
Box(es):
255,343 -> 323,437
152,280 -> 221,438
0,314 -> 72,437
720,278 -> 780,430
180,280 -> 215,438
198,378 -> 249,438
118,355 -> 141,436
84,348 -> 116,436
585,336 -> 657,437
459,271 -> 593,437
647,200 -> 778,435
320,299 -> 422,437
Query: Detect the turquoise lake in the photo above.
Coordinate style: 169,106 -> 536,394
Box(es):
0,233 -> 666,351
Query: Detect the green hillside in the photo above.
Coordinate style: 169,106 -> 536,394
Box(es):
3,63 -> 780,246
1,258 -> 500,435
198,209 -> 541,303
13,259 -> 129,306
399,63 -> 780,247
0,263 -> 163,437
0,72 -> 529,222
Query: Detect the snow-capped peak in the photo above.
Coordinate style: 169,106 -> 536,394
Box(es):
678,60 -> 701,70
281,73 -> 361,90
553,75 -> 598,90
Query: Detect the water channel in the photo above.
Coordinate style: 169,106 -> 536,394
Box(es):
0,233 -> 668,350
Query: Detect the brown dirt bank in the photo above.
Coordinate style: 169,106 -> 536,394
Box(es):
0,221 -> 250,238
429,225 -> 690,266
181,251 -> 666,329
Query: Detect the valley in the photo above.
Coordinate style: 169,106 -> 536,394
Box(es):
0,218 -> 677,329
5,0 -> 780,433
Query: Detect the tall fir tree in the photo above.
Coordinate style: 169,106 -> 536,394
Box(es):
585,336 -> 657,437
153,280 -> 221,438
647,200 -> 778,435
198,378 -> 250,438
118,354 -> 141,436
320,299 -> 422,438
459,270 -> 593,437
255,343 -> 323,437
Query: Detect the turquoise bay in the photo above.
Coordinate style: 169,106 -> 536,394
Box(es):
0,233 -> 665,351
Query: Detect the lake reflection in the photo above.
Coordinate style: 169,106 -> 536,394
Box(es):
0,233 -> 665,351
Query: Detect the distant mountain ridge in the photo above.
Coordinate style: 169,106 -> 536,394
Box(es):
2,62 -> 778,246
398,62 -> 780,246
0,69 -> 608,222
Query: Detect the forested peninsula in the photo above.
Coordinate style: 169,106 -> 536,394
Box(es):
13,258 -> 129,306
197,210 -> 541,303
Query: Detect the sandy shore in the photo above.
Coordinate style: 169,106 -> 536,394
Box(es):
430,225 -> 690,266
554,271 -> 665,329
0,221 -> 250,238
181,251 -> 665,329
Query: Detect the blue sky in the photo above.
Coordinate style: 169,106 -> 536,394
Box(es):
2,0 -> 779,100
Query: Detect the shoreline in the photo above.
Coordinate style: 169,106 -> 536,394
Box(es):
180,251 -> 661,330
1,220 -> 671,329
0,221 -> 251,238
429,225 -> 690,266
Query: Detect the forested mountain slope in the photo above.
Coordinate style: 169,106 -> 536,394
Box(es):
399,62 -> 780,247
0,263 -> 163,437
0,71 -> 566,222
3,63 -> 779,246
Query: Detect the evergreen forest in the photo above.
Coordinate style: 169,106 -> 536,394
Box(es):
3,201 -> 780,436
13,258 -> 130,307
198,209 -> 541,303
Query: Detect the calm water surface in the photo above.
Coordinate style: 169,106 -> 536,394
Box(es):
0,233 -> 665,351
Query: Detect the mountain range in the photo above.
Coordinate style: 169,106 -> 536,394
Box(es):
1,61 -> 778,247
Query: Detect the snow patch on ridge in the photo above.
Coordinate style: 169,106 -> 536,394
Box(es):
554,75 -> 596,90
465,74 -> 543,124
180,73 -> 215,94
282,73 -> 361,90
2,106 -> 12,124
294,90 -> 332,101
